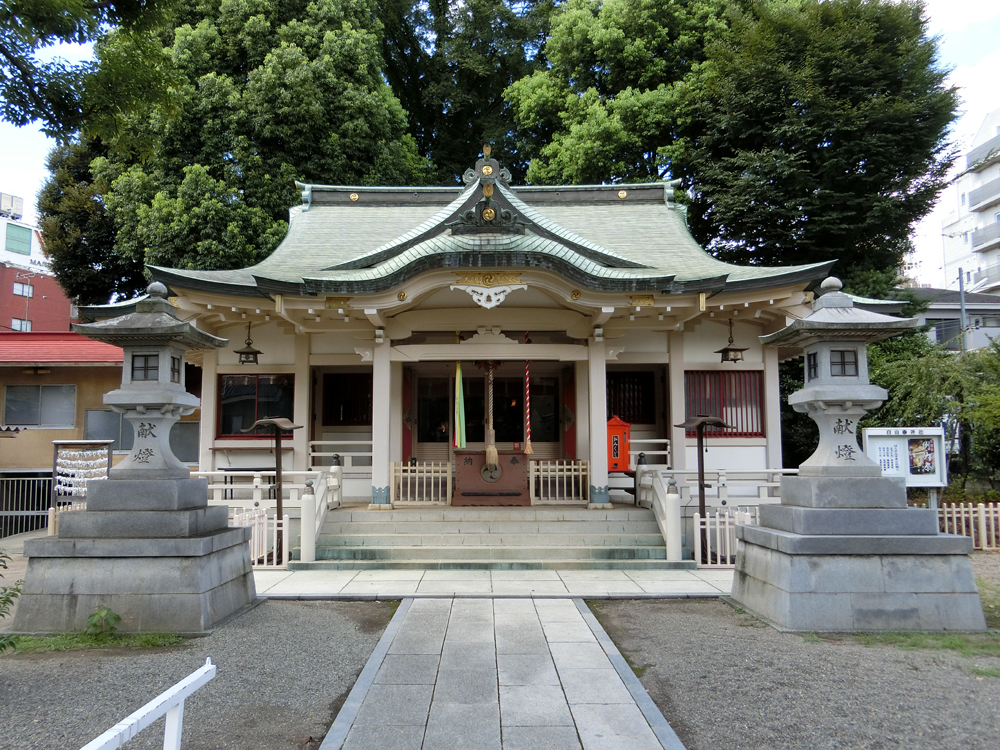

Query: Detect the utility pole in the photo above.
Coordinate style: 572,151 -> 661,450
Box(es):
958,267 -> 968,352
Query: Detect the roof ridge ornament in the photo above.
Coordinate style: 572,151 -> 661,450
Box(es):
453,146 -> 525,234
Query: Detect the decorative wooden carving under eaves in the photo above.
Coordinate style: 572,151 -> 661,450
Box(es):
452,149 -> 525,235
628,295 -> 655,308
451,272 -> 527,310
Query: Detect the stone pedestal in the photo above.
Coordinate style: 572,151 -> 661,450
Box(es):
13,478 -> 256,635
732,475 -> 985,631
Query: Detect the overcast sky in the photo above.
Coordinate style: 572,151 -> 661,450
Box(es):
2,2 -> 998,289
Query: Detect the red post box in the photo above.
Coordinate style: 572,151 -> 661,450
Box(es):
607,415 -> 631,471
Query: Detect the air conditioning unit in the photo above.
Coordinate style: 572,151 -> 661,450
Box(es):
0,193 -> 24,219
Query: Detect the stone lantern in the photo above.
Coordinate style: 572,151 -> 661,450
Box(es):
730,278 -> 986,631
13,282 -> 258,635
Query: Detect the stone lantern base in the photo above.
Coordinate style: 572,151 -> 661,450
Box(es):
731,475 -> 986,631
12,478 -> 257,635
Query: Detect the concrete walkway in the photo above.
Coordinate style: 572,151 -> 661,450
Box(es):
321,596 -> 686,750
255,568 -> 734,599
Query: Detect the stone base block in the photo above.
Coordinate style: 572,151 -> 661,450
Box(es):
58,506 -> 229,539
731,540 -> 986,631
11,534 -> 256,635
759,505 -> 938,536
737,524 -> 973,555
85,478 -> 209,512
780,475 -> 906,509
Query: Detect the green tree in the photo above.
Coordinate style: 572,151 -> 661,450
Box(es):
37,137 -> 147,304
41,0 -> 426,298
0,0 -> 177,136
378,0 -> 555,184
506,0 -> 725,184
665,0 -> 957,282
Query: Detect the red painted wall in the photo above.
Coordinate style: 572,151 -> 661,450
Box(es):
0,265 -> 75,332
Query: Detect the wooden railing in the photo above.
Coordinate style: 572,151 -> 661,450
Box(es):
529,460 -> 589,504
671,468 -> 797,503
230,507 -> 289,569
195,469 -> 328,511
629,439 -> 671,469
391,461 -> 452,504
939,503 -> 1000,550
46,500 -> 87,536
308,440 -> 373,473
693,507 -> 759,568
81,658 -> 216,750
636,469 -> 682,561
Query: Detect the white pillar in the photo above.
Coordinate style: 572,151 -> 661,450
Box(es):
574,360 -> 590,461
369,340 -> 392,507
390,361 -> 403,465
763,345 -> 783,469
198,349 -> 217,471
667,331 -> 687,472
292,333 -> 310,471
587,338 -> 612,508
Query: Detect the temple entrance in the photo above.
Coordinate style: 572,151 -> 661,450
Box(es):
411,362 -> 563,506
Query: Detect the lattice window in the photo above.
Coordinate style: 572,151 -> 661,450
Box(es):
684,371 -> 764,437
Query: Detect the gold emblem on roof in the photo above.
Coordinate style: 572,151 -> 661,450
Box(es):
349,193 -> 359,202
397,291 -> 407,301
482,165 -> 494,176
618,190 -> 627,199
483,184 -> 494,197
482,207 -> 496,221
453,272 -> 522,288
571,290 -> 582,300
629,295 -> 655,307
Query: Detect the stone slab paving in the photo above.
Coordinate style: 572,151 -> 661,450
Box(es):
320,597 -> 686,750
254,568 -> 733,599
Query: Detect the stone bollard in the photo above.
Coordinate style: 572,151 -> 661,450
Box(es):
300,479 -> 316,563
664,477 -> 683,562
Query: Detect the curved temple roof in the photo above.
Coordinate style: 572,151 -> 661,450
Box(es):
147,165 -> 833,299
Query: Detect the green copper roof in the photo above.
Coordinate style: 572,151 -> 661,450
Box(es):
149,175 -> 833,298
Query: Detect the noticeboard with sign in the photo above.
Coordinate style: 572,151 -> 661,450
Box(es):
861,427 -> 947,488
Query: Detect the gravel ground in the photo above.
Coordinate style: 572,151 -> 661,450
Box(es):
593,552 -> 1000,750
0,599 -> 392,750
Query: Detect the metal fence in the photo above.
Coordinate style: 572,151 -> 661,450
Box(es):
0,475 -> 54,539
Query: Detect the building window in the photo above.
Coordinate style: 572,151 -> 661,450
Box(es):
170,356 -> 181,383
830,350 -> 858,377
961,192 -> 966,205
132,354 -> 159,381
11,317 -> 31,332
606,371 -> 657,424
4,385 -> 76,427
4,223 -> 31,255
85,409 -> 134,451
928,319 -> 963,351
684,371 -> 764,437
964,232 -> 969,243
13,282 -> 32,297
807,352 -> 818,380
322,373 -> 372,426
219,374 -> 294,437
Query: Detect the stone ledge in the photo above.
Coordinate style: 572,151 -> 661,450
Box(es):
758,506 -> 938,536
736,525 -> 973,555
779,475 -> 907,509
57,506 -> 230,539
23,526 -> 251,558
85,477 -> 210,512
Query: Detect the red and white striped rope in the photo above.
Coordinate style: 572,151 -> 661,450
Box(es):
524,359 -> 531,444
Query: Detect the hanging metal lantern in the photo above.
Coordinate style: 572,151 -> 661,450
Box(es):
235,321 -> 262,365
715,318 -> 748,363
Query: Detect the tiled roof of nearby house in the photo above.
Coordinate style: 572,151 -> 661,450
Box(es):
0,332 -> 123,364
147,170 -> 834,298
903,287 -> 1000,306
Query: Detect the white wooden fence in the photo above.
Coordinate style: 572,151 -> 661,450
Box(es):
80,658 -> 216,750
308,440 -> 373,473
47,500 -> 87,535
391,461 -> 452,504
672,468 -> 797,504
939,502 -> 1000,550
196,469 -> 329,511
636,469 -> 683,561
693,507 -> 760,568
529,460 -> 590,504
629,439 -> 671,469
229,508 -> 289,569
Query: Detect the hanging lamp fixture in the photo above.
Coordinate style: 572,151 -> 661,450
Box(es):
715,318 -> 748,363
235,321 -> 262,365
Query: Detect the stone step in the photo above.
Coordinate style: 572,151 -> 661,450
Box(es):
316,533 -> 667,548
322,506 -> 650,523
318,520 -> 662,535
288,558 -> 696,571
310,545 -> 668,561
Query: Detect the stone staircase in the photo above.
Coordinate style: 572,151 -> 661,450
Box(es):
289,504 -> 695,570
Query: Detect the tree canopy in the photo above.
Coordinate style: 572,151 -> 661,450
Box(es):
40,0 -> 427,302
0,0 -> 177,136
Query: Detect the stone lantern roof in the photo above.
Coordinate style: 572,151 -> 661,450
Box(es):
759,277 -> 919,348
72,282 -> 228,350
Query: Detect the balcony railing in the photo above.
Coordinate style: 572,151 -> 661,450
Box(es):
972,221 -> 1000,251
970,176 -> 1000,211
967,133 -> 1000,170
974,263 -> 1000,287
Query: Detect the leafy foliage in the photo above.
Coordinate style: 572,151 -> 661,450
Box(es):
84,606 -> 121,637
378,0 -> 555,184
0,0 -> 178,137
666,0 -> 957,278
0,548 -> 23,653
40,0 -> 427,300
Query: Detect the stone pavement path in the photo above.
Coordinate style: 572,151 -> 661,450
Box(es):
321,597 -> 685,750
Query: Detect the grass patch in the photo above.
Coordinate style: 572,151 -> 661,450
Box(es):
970,666 -> 1000,678
977,577 -> 1000,630
7,632 -> 185,654
854,631 -> 1000,658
